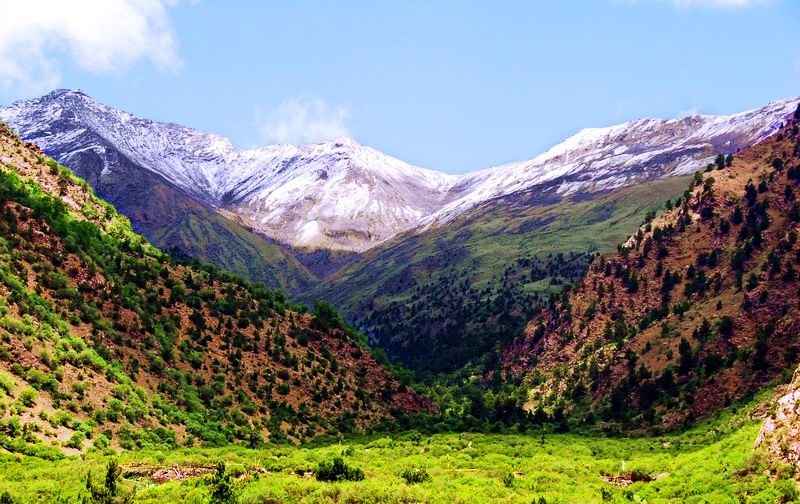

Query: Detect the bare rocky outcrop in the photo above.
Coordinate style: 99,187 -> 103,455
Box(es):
757,365 -> 800,466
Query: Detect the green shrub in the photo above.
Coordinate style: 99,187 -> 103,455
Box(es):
41,271 -> 69,290
93,434 -> 110,450
0,372 -> 13,396
18,387 -> 37,407
400,467 -> 430,484
311,301 -> 343,331
64,430 -> 86,449
315,457 -> 365,482
85,460 -> 134,503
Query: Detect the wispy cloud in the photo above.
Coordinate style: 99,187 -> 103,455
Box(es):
678,106 -> 700,117
0,0 -> 184,93
622,0 -> 775,9
257,96 -> 352,145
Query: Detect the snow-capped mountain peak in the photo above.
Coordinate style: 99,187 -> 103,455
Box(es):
423,98 -> 798,226
1,90 -> 797,252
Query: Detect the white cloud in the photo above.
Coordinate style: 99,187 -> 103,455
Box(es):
257,97 -> 352,145
678,106 -> 700,117
623,0 -> 774,9
0,0 -> 182,92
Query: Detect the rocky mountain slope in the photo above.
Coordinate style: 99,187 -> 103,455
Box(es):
1,90 -> 796,257
0,123 -> 429,457
501,104 -> 800,430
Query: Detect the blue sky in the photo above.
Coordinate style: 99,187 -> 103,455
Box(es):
0,0 -> 798,173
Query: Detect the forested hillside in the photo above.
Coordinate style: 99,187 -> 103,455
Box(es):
0,122 -> 430,458
313,176 -> 691,377
504,105 -> 800,431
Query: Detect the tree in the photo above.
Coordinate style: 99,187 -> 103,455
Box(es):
678,338 -> 693,375
745,181 -> 758,206
694,318 -> 712,342
210,462 -> 237,504
311,301 -> 343,331
84,460 -> 134,504
717,316 -> 734,337
732,206 -> 744,225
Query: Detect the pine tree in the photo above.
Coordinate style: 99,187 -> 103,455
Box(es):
210,462 -> 237,504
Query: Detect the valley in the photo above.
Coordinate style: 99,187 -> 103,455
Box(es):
1,1 -> 799,501
2,91 -> 796,378
0,94 -> 799,503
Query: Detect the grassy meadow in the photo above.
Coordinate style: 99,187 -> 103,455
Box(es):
0,391 -> 795,504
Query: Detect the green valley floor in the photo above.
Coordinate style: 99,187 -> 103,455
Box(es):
0,392 -> 796,504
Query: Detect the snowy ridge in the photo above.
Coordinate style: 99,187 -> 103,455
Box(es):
1,89 -> 797,251
427,98 -> 797,226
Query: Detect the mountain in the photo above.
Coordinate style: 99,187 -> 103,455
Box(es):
0,123 -> 430,457
0,90 -> 316,293
500,105 -> 800,430
308,100 -> 799,375
309,175 -> 692,376
426,98 -> 798,226
0,90 -> 457,254
2,91 -> 798,378
1,90 -> 796,257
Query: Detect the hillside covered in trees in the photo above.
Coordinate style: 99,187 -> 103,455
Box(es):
0,122 -> 431,458
503,104 -> 800,432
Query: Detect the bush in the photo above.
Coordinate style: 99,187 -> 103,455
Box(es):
18,387 -> 37,407
41,271 -> 69,290
311,301 -> 343,331
0,372 -> 13,396
315,457 -> 365,482
93,434 -> 110,450
64,430 -> 86,449
400,467 -> 430,484
774,478 -> 799,502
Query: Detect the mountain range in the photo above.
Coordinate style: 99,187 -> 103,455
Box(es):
2,90 -> 798,375
2,89 -> 800,504
1,90 -> 796,255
